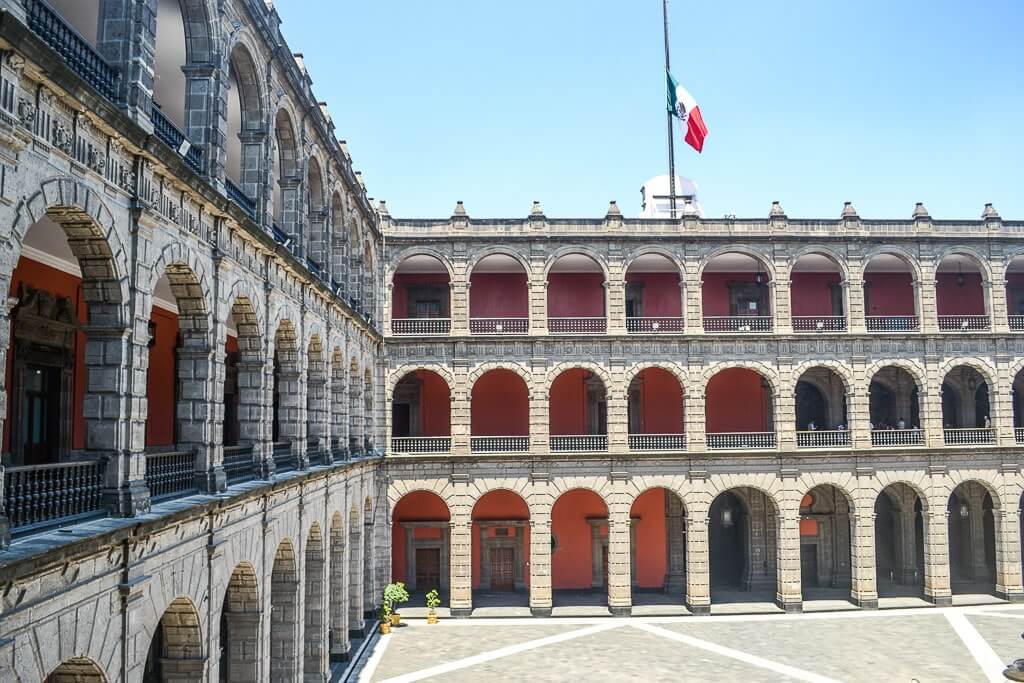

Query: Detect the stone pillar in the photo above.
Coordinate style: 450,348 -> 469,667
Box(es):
278,365 -> 309,467
0,300 -> 14,545
996,506 -> 1024,602
994,363 -> 1017,447
347,523 -> 364,638
348,375 -> 363,455
96,0 -> 157,128
449,515 -> 473,617
450,364 -> 471,456
773,271 -> 793,334
922,504 -> 952,605
177,346 -> 225,492
530,364 -> 549,453
684,512 -> 710,614
451,279 -> 469,335
967,487 -> 989,581
182,63 -> 219,181
774,370 -> 795,451
776,509 -> 803,613
607,500 -> 632,615
304,538 -> 329,680
895,509 -> 920,585
918,263 -> 938,333
329,522 -> 349,661
665,494 -> 687,597
850,510 -> 879,608
684,384 -> 707,453
606,280 -> 627,334
529,492 -> 554,616
606,372 -> 628,454
530,279 -> 548,335
921,380 -> 944,449
991,268 -> 1010,332
239,131 -> 268,220
846,277 -> 866,333
279,178 -> 304,257
683,271 -> 703,332
849,386 -> 872,449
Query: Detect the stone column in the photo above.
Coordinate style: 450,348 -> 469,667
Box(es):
684,512 -> 710,614
683,271 -> 703,332
895,508 -> 920,585
530,279 -> 548,335
450,362 -> 470,456
845,277 -> 866,333
278,178 -> 304,257
774,369 -> 795,451
921,380 -> 944,449
850,509 -> 879,608
607,501 -> 632,615
177,346 -> 225,492
918,263 -> 938,333
996,506 -> 1024,602
451,279 -> 470,335
684,384 -> 707,453
773,270 -> 793,334
967,488 -> 990,582
449,515 -> 473,617
922,503 -> 953,605
347,523 -> 364,638
606,280 -> 626,334
529,492 -> 554,616
329,520 -> 350,661
849,386 -> 872,449
181,63 -> 219,181
665,494 -> 687,597
96,0 -> 157,128
994,363 -> 1017,447
530,364 -> 549,453
776,509 -> 803,613
0,299 -> 14,545
606,378 -> 628,455
991,269 -> 1010,332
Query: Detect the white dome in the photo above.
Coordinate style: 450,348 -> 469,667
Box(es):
639,175 -> 703,218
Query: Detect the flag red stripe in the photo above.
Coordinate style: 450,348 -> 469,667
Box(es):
684,106 -> 708,153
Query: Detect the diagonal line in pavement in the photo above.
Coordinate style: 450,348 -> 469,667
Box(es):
374,621 -> 624,683
631,622 -> 842,683
944,611 -> 1007,683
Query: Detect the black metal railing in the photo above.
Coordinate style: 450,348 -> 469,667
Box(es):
4,459 -> 106,533
145,450 -> 198,501
348,436 -> 363,458
26,0 -> 120,102
222,444 -> 255,484
151,108 -> 204,174
225,179 -> 256,219
272,223 -> 289,245
273,441 -> 297,473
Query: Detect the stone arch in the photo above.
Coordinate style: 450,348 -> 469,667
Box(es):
466,246 -> 534,280
270,538 -> 301,680
623,361 -> 689,388
226,39 -> 265,130
304,521 -> 327,679
864,359 -> 928,394
698,245 -> 777,280
938,357 -> 998,389
387,364 -> 456,397
388,246 -> 455,282
858,246 -> 923,281
218,562 -> 260,682
306,155 -> 326,211
934,246 -> 994,283
622,245 -> 687,279
143,596 -> 205,681
626,480 -> 691,513
542,246 -> 612,280
330,346 -> 347,454
146,242 -> 213,336
330,191 -> 347,289
467,361 -> 533,388
45,657 -> 108,682
700,361 -> 780,395
792,360 -> 854,393
874,477 -> 931,512
173,0 -> 218,65
328,510 -> 348,661
947,476 -> 1003,510
306,334 -> 328,452
787,245 -> 852,280
544,361 -> 613,399
705,477 -> 785,511
272,318 -> 301,448
273,108 -> 300,180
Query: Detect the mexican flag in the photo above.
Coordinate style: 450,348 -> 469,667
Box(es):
667,72 -> 708,153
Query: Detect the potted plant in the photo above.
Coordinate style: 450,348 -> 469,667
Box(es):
378,602 -> 392,635
383,582 -> 409,626
426,589 -> 441,624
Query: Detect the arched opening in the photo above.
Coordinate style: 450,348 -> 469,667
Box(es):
390,370 -> 450,453
941,365 -> 994,445
470,369 -> 529,453
392,491 -> 451,605
936,253 -> 988,330
222,296 -> 262,482
271,321 -> 300,471
1006,255 -> 1024,329
948,482 -> 997,596
328,512 -> 348,661
270,539 -> 300,680
330,193 -> 347,294
874,484 -> 925,598
469,254 -> 529,334
363,368 -> 375,453
347,504 -> 365,639
224,43 -> 263,211
551,488 -> 609,609
547,253 -> 607,333
630,488 -> 687,609
45,657 -> 107,683
548,369 -> 607,452
306,336 -> 328,464
1013,368 -> 1024,444
705,368 -> 775,449
627,368 -> 685,451
143,596 -> 204,681
709,488 -> 779,607
868,366 -> 923,446
391,254 -> 451,335
219,563 -> 260,682
790,253 -> 845,332
863,253 -> 918,331
625,253 -> 683,333
701,252 -> 772,332
304,523 -> 327,680
348,359 -> 362,455
330,348 -> 346,459
153,0 -> 188,131
272,109 -> 300,248
798,486 -> 853,602
472,489 -> 531,609
348,222 -> 363,308
794,367 -> 850,448
307,158 -> 327,270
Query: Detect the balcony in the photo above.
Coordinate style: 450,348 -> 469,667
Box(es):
2,459 -> 106,534
628,434 -> 686,451
145,449 -> 198,501
470,436 -> 530,453
469,318 -> 528,335
1010,316 -> 1024,331
273,441 -> 298,473
866,316 -> 919,332
937,315 -> 990,332
796,430 -> 851,448
26,0 -> 120,103
706,432 -> 776,450
226,179 -> 256,220
548,317 -> 607,334
943,427 -> 996,446
703,316 -> 773,333
870,429 -> 924,447
549,435 -> 608,452
626,317 -> 685,333
793,316 -> 847,333
1017,428 -> 1024,444
222,445 -> 256,484
391,437 -> 451,454
151,108 -> 204,175
391,318 -> 451,335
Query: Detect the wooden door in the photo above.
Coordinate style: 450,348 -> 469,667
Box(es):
415,548 -> 441,591
489,547 -> 515,591
800,544 -> 819,588
22,364 -> 60,465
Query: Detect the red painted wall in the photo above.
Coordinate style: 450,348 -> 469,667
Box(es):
630,488 -> 667,588
636,369 -> 683,434
470,272 -> 528,318
625,272 -> 681,317
4,258 -> 87,453
416,370 -> 451,436
547,273 -> 604,317
935,273 -> 985,315
391,491 -> 451,583
549,368 -> 589,435
1008,274 -> 1024,315
701,272 -> 764,316
551,489 -> 608,589
705,368 -> 769,432
390,273 -> 450,318
145,306 -> 179,447
471,490 -> 531,589
790,272 -> 841,317
471,369 -> 528,435
864,273 -> 914,315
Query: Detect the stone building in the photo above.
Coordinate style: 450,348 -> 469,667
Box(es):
0,0 -> 1021,681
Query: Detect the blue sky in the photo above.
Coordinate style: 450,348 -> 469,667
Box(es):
275,0 -> 1023,220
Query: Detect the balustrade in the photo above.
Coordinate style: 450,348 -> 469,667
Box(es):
703,316 -> 773,333
628,433 -> 687,451
549,435 -> 608,452
3,459 -> 106,533
225,179 -> 256,219
866,316 -> 919,332
145,450 -> 197,501
391,318 -> 451,335
870,429 -> 925,447
469,318 -> 529,335
626,317 -> 685,333
1010,315 -> 1024,331
222,445 -> 255,484
796,430 -> 851,448
1017,428 -> 1024,444
706,432 -> 776,450
937,315 -> 990,331
470,436 -> 530,453
390,437 -> 451,454
273,441 -> 298,473
792,316 -> 847,333
151,109 -> 204,175
943,427 -> 996,446
547,317 -> 607,334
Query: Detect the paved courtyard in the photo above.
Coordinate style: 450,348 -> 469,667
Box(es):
348,603 -> 1024,682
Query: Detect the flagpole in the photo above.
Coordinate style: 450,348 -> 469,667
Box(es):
662,0 -> 677,219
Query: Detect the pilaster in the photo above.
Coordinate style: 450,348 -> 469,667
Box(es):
776,508 -> 803,612
922,503 -> 953,606
528,495 -> 554,616
684,513 -> 710,614
996,507 -> 1024,602
850,510 -> 879,608
448,514 -> 473,616
607,500 -> 632,616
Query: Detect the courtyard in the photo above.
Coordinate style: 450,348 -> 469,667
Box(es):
349,603 -> 1024,682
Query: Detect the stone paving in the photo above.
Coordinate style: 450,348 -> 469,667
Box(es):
352,603 -> 1024,682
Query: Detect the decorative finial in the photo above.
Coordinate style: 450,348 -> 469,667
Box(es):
530,201 -> 545,217
841,201 -> 858,218
605,200 -> 621,217
682,199 -> 698,217
769,201 -> 785,218
377,200 -> 389,217
912,202 -> 929,219
452,200 -> 467,217
982,203 -> 1000,219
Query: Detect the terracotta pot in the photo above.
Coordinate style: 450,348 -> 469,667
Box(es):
427,613 -> 439,624
390,613 -> 401,626
379,621 -> 391,635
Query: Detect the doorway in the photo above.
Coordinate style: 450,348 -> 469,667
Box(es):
800,544 -> 819,588
490,547 -> 515,591
415,547 -> 441,590
21,364 -> 61,466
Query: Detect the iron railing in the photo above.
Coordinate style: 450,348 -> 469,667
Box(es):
943,427 -> 996,446
549,435 -> 608,452
1017,428 -> 1024,444
547,317 -> 607,334
792,316 -> 847,332
866,315 -> 919,332
870,429 -> 924,447
222,445 -> 255,484
3,459 -> 106,532
796,430 -> 851,448
1010,316 -> 1024,331
469,318 -> 529,335
145,450 -> 197,501
470,436 -> 530,453
25,0 -> 120,102
225,179 -> 256,219
390,437 -> 451,454
273,441 -> 297,473
937,315 -> 990,332
151,108 -> 204,175
628,434 -> 687,451
706,432 -> 777,450
703,316 -> 773,333
626,317 -> 685,333
391,318 -> 451,335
